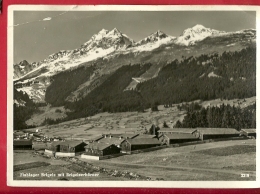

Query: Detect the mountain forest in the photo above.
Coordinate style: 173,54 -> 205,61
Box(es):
174,102 -> 256,130
14,46 -> 256,129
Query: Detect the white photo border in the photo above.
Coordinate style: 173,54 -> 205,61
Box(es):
7,5 -> 260,188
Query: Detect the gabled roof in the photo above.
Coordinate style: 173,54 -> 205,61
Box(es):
126,138 -> 161,145
13,139 -> 32,146
164,133 -> 198,140
60,140 -> 87,147
85,142 -> 116,150
241,129 -> 256,133
158,128 -> 197,133
99,136 -> 126,145
196,128 -> 239,135
92,135 -> 104,142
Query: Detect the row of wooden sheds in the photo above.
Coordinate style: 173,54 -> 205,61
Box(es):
157,128 -> 256,144
14,128 -> 256,158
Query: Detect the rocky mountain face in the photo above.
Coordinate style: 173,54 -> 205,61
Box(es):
14,25 -> 256,103
82,28 -> 135,50
13,60 -> 34,79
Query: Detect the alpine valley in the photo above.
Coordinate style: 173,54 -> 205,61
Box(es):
13,24 -> 256,129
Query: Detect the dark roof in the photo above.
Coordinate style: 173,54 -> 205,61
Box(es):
196,128 -> 239,135
60,140 -> 87,147
104,133 -> 139,139
134,135 -> 156,139
164,134 -> 198,140
158,128 -> 197,133
241,129 -> 256,133
85,142 -> 116,150
126,138 -> 161,145
13,139 -> 32,146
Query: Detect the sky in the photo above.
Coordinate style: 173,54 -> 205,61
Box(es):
13,11 -> 256,64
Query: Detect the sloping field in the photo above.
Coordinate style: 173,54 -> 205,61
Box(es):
82,139 -> 256,181
24,97 -> 255,141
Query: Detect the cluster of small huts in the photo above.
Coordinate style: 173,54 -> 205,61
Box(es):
14,127 -> 256,160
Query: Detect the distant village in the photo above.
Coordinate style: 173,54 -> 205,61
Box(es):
13,126 -> 256,160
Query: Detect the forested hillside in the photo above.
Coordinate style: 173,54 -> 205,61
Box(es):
137,46 -> 256,105
175,103 -> 256,130
63,63 -> 151,120
13,89 -> 38,130
45,65 -> 95,106
42,46 -> 255,123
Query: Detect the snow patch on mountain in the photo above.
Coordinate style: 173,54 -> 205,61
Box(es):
17,87 -> 45,102
208,72 -> 221,78
14,99 -> 26,107
227,43 -> 236,47
199,73 -> 205,78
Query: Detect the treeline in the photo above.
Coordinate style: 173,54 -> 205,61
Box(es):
41,117 -> 64,126
175,103 -> 256,130
137,46 -> 256,104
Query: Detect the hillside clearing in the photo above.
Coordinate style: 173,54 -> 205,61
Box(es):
24,97 -> 255,141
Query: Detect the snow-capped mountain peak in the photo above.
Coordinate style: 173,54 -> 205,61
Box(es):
82,28 -> 135,50
90,28 -> 109,41
109,27 -> 121,34
191,24 -> 207,31
135,30 -> 174,46
14,25 -> 256,103
175,24 -> 226,46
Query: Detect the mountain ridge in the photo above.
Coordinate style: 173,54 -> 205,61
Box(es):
14,25 -> 256,80
14,25 -> 256,103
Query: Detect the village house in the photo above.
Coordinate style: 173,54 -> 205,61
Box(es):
13,131 -> 27,139
195,128 -> 240,140
91,133 -> 139,147
121,138 -> 161,153
13,139 -> 33,150
240,129 -> 256,138
159,133 -> 199,145
98,135 -> 126,148
84,142 -> 121,156
59,140 -> 87,153
47,141 -> 63,152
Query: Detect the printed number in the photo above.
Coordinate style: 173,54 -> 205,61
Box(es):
241,174 -> 250,177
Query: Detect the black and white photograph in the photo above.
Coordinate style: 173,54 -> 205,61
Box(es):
7,5 -> 259,187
